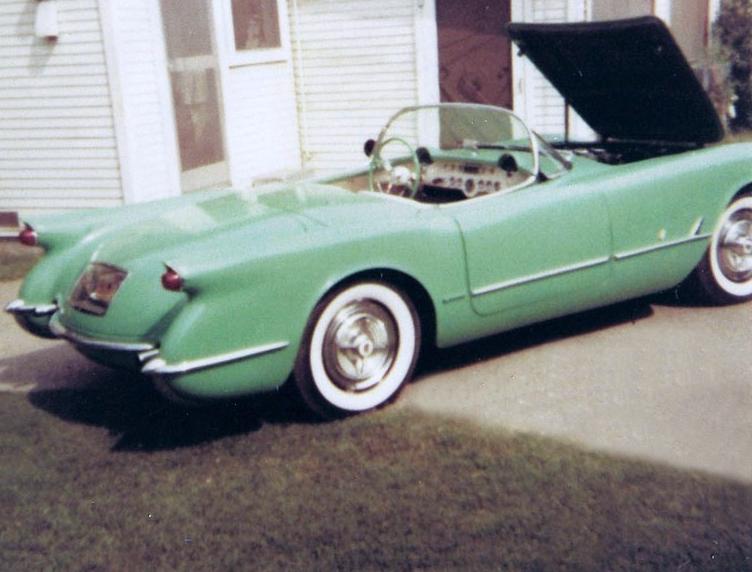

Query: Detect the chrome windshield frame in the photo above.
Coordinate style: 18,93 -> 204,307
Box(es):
374,103 -> 542,183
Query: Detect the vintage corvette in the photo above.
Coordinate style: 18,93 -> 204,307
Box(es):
6,17 -> 752,418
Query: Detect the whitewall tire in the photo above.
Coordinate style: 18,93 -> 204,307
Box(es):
294,282 -> 421,419
695,194 -> 752,304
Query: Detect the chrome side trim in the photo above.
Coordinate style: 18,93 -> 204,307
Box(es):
137,349 -> 160,363
471,256 -> 610,297
141,341 -> 290,377
5,299 -> 58,316
442,292 -> 466,304
691,217 -> 705,236
49,315 -> 156,352
613,233 -> 712,262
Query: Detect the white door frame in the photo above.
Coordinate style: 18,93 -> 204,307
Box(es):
159,0 -> 232,193
510,0 -> 529,119
511,0 -> 593,139
99,0 -> 182,204
414,0 -> 441,106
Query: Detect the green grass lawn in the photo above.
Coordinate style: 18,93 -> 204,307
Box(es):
1,381 -> 750,571
723,129 -> 752,143
0,240 -> 40,282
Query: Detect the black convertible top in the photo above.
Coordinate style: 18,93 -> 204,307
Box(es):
507,17 -> 724,144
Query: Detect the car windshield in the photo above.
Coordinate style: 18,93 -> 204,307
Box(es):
375,104 -> 569,181
325,104 -> 570,203
380,103 -> 530,148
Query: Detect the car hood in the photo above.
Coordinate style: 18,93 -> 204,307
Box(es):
507,16 -> 723,144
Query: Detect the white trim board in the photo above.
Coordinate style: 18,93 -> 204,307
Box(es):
414,0 -> 440,106
97,0 -> 129,205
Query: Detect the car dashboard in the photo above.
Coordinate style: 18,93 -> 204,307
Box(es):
327,148 -> 535,204
421,160 -> 531,199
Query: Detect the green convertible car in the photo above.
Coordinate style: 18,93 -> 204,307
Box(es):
6,17 -> 752,418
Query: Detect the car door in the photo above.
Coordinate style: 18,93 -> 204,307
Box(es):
450,178 -> 612,323
603,156 -> 719,298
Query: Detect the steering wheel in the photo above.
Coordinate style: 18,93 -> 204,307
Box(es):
368,137 -> 421,199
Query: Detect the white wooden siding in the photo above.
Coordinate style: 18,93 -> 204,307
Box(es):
0,0 -> 122,214
102,0 -> 180,203
516,0 -> 569,136
288,0 -> 420,173
224,62 -> 302,187
512,0 -> 597,139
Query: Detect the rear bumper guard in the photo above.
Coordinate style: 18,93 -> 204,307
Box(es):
5,299 -> 58,316
8,301 -> 289,378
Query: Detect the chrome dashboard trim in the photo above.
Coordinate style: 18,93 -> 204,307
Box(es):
613,233 -> 712,261
141,341 -> 290,377
49,314 -> 156,352
5,299 -> 58,316
471,256 -> 610,297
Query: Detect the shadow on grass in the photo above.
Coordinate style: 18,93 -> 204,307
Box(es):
29,379 -> 312,452
5,346 -> 310,451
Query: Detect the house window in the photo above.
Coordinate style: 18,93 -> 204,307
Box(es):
230,0 -> 282,54
226,0 -> 288,65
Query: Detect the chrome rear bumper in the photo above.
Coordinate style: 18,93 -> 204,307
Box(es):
7,300 -> 289,378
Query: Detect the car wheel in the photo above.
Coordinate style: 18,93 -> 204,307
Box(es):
294,281 -> 421,419
693,194 -> 752,304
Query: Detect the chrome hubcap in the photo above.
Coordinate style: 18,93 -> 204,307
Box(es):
322,299 -> 398,392
718,209 -> 752,282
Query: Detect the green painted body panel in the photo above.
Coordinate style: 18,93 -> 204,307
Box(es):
451,167 -> 611,316
13,141 -> 752,400
603,144 -> 752,297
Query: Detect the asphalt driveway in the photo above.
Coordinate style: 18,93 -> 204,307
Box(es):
2,278 -> 750,482
401,295 -> 752,483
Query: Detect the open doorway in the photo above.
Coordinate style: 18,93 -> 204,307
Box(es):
160,0 -> 230,192
436,0 -> 513,107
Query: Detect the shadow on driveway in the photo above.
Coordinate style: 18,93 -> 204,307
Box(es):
416,296 -> 654,376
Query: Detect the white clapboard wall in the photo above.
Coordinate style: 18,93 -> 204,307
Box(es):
224,61 -> 302,188
287,0 -> 421,173
514,0 -> 569,136
101,0 -> 180,204
0,0 -> 122,214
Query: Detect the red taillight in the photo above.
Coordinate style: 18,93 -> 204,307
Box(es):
161,267 -> 184,291
18,226 -> 38,247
